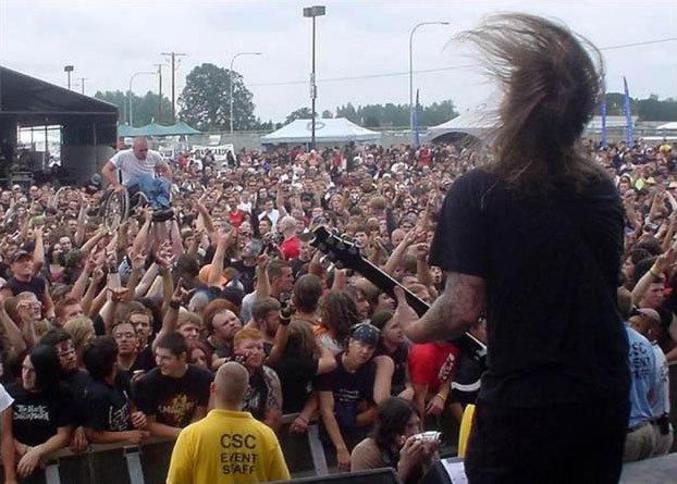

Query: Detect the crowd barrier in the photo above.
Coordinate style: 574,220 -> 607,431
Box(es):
1,414 -> 330,484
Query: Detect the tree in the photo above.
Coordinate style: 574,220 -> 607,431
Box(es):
321,110 -> 333,119
95,90 -> 172,126
178,63 -> 256,131
285,107 -> 313,124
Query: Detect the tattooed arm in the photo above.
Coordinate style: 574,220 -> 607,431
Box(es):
394,272 -> 485,343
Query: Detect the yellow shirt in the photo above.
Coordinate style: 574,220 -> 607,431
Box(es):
166,409 -> 290,484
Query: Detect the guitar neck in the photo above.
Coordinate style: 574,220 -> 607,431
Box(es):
352,258 -> 430,317
351,257 -> 487,358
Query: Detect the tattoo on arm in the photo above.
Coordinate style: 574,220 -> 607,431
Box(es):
413,272 -> 485,342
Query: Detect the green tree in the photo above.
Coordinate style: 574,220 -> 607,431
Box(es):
285,107 -> 313,124
321,109 -> 334,119
178,63 -> 256,131
95,90 -> 172,126
336,103 -> 358,123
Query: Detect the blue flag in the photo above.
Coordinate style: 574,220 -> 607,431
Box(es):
623,77 -> 633,146
413,89 -> 421,148
600,91 -> 607,148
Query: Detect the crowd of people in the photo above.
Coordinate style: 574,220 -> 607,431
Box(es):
0,133 -> 673,482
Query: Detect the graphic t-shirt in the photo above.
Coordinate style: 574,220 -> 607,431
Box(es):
408,342 -> 460,393
315,353 -> 376,431
83,377 -> 133,432
7,383 -> 74,446
134,365 -> 212,428
242,366 -> 282,421
6,275 -> 47,300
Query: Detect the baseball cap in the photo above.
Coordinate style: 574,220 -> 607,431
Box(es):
350,322 -> 380,347
11,250 -> 31,263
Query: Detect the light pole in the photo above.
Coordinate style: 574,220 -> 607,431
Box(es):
64,65 -> 74,90
229,52 -> 262,134
128,71 -> 155,126
409,21 -> 449,143
303,5 -> 326,150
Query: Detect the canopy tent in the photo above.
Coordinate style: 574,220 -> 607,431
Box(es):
657,122 -> 677,131
427,107 -> 499,140
261,118 -> 381,144
118,121 -> 200,138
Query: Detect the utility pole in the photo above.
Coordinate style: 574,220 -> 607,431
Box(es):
78,77 -> 89,95
154,63 -> 163,122
64,65 -> 74,90
161,52 -> 186,122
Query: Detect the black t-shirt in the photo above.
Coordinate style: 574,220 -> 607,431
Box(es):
6,275 -> 47,300
83,377 -> 133,432
430,169 -> 629,407
316,353 -> 376,431
62,369 -> 92,425
7,383 -> 74,446
231,260 -> 256,294
131,346 -> 156,373
450,352 -> 483,406
134,365 -> 212,428
376,343 -> 409,396
273,353 -> 319,413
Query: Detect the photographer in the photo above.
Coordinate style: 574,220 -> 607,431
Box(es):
351,397 -> 437,484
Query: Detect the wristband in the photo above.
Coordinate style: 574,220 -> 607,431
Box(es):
434,393 -> 447,403
169,300 -> 181,310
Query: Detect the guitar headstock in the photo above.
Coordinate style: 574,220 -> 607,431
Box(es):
311,226 -> 365,272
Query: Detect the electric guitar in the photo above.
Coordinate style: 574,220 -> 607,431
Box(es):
311,226 -> 487,363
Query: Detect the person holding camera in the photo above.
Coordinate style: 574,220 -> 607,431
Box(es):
351,397 -> 437,484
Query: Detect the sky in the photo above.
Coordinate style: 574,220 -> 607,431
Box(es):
1,0 -> 676,124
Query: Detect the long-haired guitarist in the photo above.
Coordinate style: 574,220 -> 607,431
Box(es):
393,14 -> 630,484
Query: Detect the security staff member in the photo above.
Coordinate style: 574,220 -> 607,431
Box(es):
167,362 -> 290,483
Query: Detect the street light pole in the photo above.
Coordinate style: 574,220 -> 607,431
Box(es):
409,21 -> 449,143
229,52 -> 262,134
64,65 -> 74,90
128,71 -> 155,126
303,5 -> 326,150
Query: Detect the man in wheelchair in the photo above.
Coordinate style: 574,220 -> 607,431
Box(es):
101,137 -> 173,221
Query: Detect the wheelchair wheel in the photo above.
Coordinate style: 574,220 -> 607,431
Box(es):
101,189 -> 129,233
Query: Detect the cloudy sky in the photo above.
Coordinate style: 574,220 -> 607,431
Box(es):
1,0 -> 675,123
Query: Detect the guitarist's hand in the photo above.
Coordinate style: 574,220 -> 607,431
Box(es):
393,286 -> 419,337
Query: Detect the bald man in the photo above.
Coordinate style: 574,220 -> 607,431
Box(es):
102,137 -> 172,213
167,362 -> 290,484
102,137 -> 164,191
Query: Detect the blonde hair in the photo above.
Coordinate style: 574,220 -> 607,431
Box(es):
64,316 -> 96,351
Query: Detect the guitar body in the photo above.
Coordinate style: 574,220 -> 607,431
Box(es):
311,226 -> 487,363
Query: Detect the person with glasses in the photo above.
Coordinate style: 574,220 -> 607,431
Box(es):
316,322 -> 392,472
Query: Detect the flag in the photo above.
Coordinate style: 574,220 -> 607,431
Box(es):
413,89 -> 421,148
623,76 -> 633,146
600,91 -> 607,148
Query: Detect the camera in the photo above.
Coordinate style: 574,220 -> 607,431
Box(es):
412,431 -> 441,443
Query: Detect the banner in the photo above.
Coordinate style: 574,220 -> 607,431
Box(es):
623,77 -> 633,146
190,144 -> 235,162
600,91 -> 607,148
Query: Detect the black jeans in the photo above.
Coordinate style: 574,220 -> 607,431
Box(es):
465,399 -> 629,484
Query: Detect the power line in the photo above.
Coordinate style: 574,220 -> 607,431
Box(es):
248,36 -> 677,88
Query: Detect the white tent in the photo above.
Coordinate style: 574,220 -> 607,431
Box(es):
427,107 -> 499,139
657,122 -> 677,130
261,118 -> 381,144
